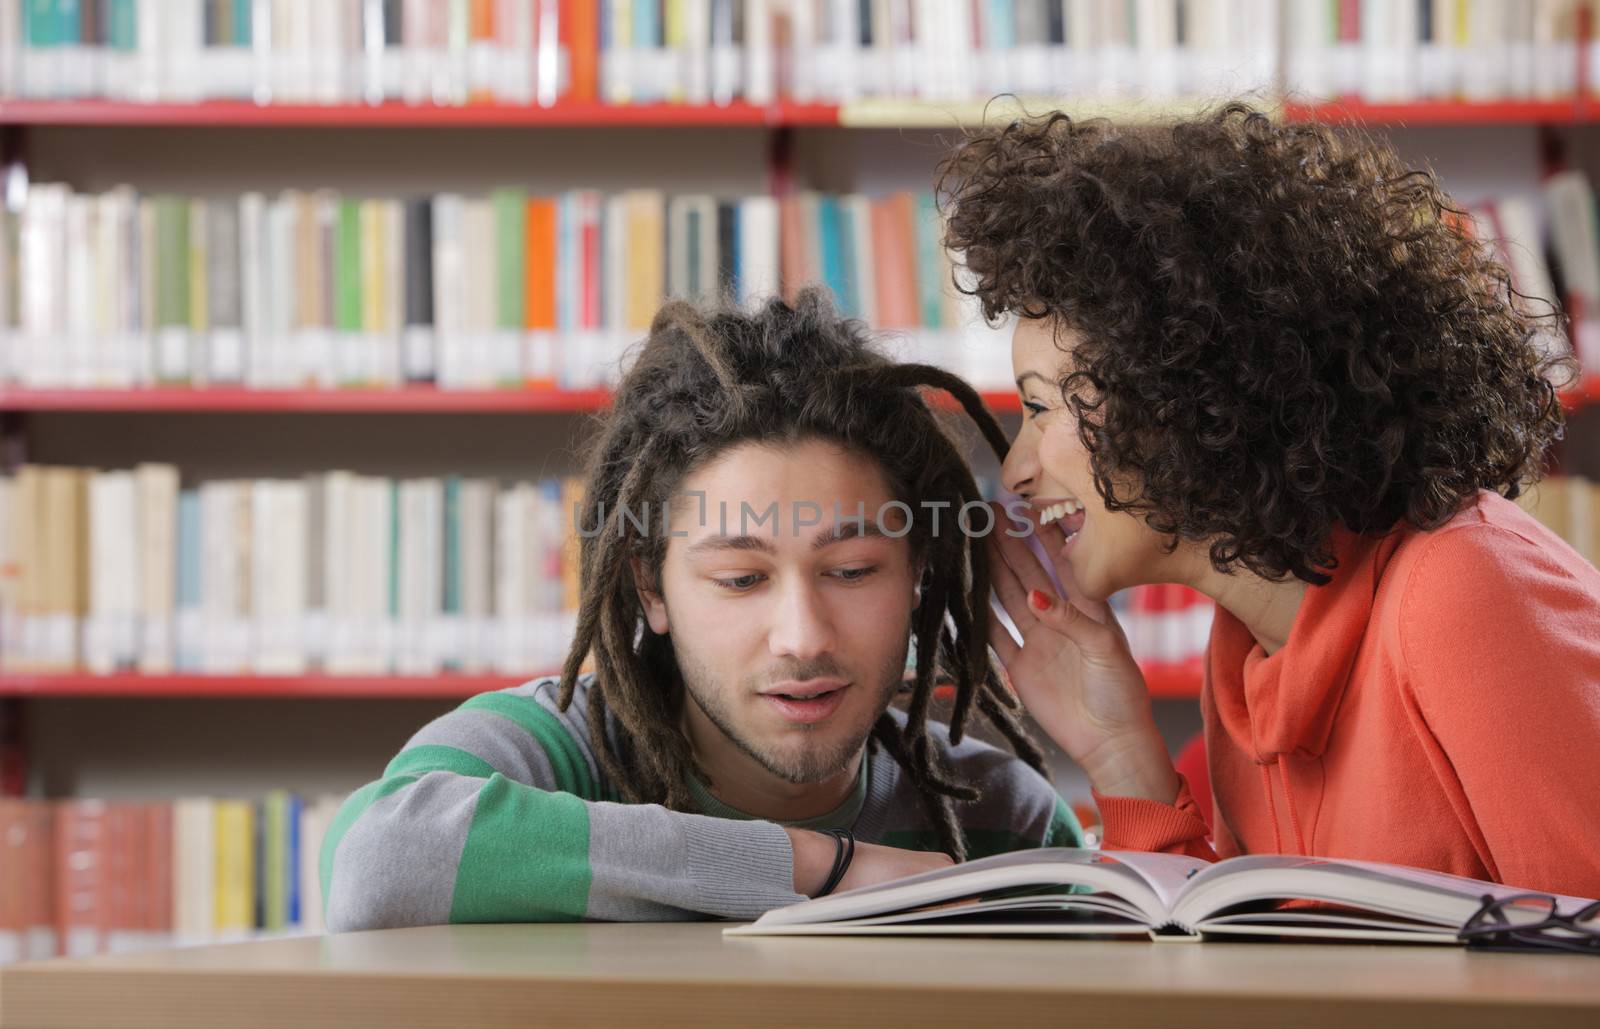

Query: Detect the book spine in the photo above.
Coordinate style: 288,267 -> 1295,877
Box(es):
402,197 -> 435,384
492,188 -> 526,387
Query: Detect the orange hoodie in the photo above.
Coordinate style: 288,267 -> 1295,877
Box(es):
1096,491 -> 1600,899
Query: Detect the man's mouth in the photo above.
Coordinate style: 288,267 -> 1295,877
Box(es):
761,680 -> 850,724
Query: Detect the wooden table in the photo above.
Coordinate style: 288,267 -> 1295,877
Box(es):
3,922 -> 1598,1029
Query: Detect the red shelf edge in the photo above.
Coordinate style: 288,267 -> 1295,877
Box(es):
0,386 -> 1022,414
9,97 -> 1600,129
1561,375 -> 1600,413
2,662 -> 1200,699
1140,658 -> 1204,699
0,386 -> 617,413
1282,97 -> 1600,126
13,380 -> 1600,417
0,671 -> 549,698
0,99 -> 842,128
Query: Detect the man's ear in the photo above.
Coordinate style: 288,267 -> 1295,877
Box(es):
630,556 -> 670,635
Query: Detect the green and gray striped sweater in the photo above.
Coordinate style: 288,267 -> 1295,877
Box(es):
320,676 -> 1083,930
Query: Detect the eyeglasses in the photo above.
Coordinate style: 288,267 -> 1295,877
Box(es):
1458,893 -> 1600,955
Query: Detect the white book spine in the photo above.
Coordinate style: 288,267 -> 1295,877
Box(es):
64,193 -> 94,389
738,196 -> 780,309
494,485 -> 526,673
433,194 -> 463,390
136,463 -> 178,675
321,472 -> 353,674
745,0 -> 772,103
91,191 -> 121,387
0,0 -> 17,99
239,193 -> 264,388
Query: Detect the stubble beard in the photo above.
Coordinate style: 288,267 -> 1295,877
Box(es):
679,648 -> 906,785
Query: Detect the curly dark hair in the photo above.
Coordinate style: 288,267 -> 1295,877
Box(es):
556,288 -> 1045,860
937,101 -> 1573,584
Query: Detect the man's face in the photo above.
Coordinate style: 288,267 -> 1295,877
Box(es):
638,438 -> 919,785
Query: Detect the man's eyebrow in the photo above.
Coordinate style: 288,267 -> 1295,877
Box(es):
684,534 -> 777,557
812,521 -> 891,550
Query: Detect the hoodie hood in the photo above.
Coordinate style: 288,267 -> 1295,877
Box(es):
1207,525 -> 1408,764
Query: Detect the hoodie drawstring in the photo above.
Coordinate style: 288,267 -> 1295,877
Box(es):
1282,767 -> 1310,856
1259,764 -> 1284,855
1259,762 -> 1309,856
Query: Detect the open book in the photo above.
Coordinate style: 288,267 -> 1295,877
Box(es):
725,849 -> 1598,944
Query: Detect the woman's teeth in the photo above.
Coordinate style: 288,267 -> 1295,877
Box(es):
1037,500 -> 1083,526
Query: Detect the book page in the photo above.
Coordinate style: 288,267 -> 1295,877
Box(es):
1091,850 -> 1215,911
1298,858 -> 1597,916
747,848 -> 1184,928
1173,854 -> 1598,930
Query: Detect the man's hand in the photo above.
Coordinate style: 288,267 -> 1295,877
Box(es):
786,828 -> 954,897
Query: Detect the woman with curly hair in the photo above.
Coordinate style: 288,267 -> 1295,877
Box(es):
941,103 -> 1600,897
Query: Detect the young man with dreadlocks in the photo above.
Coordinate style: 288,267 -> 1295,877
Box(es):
320,289 -> 1083,930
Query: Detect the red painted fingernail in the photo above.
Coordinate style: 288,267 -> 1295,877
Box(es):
1029,589 -> 1052,612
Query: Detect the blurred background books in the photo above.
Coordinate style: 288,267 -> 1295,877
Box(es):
6,0 -> 1600,962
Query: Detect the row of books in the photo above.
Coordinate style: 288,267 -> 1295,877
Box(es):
11,1 -> 1600,109
1435,170 -> 1600,372
0,465 -> 585,676
0,793 -> 344,964
0,465 -> 1218,683
0,0 -> 1281,107
1516,475 -> 1600,569
1,0 -> 571,105
1113,583 -> 1212,667
1286,0 -> 1586,103
0,183 -> 1011,392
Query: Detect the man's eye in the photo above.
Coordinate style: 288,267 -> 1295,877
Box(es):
713,574 -> 764,592
832,566 -> 878,583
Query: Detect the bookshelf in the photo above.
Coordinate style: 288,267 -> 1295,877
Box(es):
7,0 -> 1600,966
0,99 -> 1590,778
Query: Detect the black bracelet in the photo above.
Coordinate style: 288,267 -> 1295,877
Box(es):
815,828 -> 856,897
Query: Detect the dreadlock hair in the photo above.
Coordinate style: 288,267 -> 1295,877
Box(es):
555,287 -> 1047,861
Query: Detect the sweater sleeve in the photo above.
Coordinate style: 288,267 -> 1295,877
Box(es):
320,689 -> 804,931
1094,776 -> 1218,859
1398,524 -> 1600,899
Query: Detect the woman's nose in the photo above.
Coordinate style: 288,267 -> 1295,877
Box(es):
1001,424 -> 1039,498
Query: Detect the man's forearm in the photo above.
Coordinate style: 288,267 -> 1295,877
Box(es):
323,769 -> 806,930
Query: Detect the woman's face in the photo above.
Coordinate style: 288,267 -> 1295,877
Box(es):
1001,317 -> 1181,601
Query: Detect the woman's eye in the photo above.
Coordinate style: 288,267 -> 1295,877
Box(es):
1022,400 -> 1049,419
832,566 -> 878,583
713,574 -> 764,592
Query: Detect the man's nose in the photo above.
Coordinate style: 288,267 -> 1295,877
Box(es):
767,579 -> 836,661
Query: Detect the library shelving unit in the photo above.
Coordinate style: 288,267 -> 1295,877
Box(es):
2,89 -> 1597,814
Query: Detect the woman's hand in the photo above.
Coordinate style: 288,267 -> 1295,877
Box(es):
984,502 -> 1181,803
